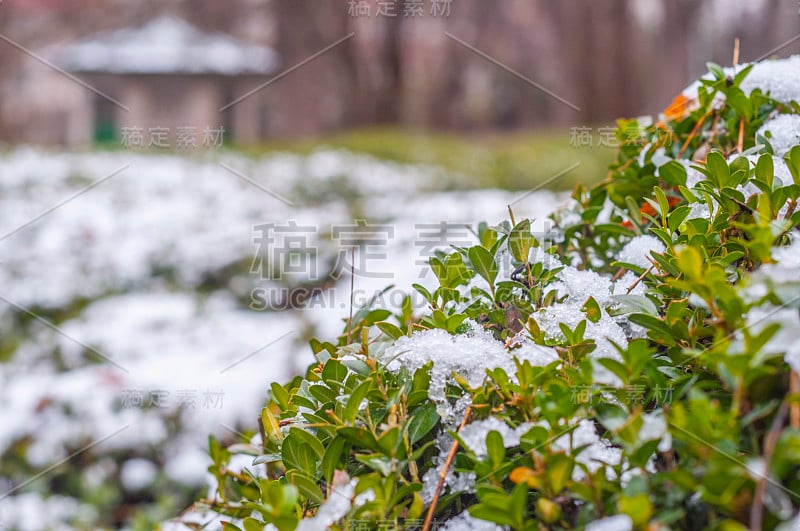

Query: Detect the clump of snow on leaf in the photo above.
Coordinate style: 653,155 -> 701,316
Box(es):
617,235 -> 665,269
554,420 -> 622,481
683,55 -> 800,105
381,325 -> 558,426
458,417 -> 533,457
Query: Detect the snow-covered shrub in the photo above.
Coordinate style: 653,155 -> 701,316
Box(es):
179,57 -> 800,530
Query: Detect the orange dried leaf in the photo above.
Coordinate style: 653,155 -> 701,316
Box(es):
663,93 -> 698,121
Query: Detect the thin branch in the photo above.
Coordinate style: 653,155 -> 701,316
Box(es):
679,108 -> 714,157
422,406 -> 472,531
612,267 -> 628,282
626,263 -> 655,294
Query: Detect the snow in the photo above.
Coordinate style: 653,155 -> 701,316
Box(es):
296,478 -> 374,531
758,114 -> 800,158
382,326 -> 559,427
0,147 -> 566,527
0,493 -> 90,531
749,238 -> 800,300
585,514 -> 633,531
421,457 -> 476,505
553,420 -> 622,481
615,271 -> 647,297
458,417 -> 533,458
617,235 -> 665,269
681,160 -> 707,189
439,510 -> 505,531
550,266 -> 616,306
683,55 -> 800,106
58,16 -> 278,75
639,412 -> 671,453
745,305 -> 800,371
534,303 -> 628,354
385,330 -> 557,504
120,458 -> 158,491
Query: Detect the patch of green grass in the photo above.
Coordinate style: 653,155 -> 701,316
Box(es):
242,127 -> 614,191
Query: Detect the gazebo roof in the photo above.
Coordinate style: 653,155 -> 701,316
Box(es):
59,16 -> 278,76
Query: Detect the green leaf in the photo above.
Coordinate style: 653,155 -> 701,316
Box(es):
281,433 -> 318,477
243,517 -> 266,531
468,246 -> 498,287
654,187 -> 670,221
519,426 -> 550,451
706,151 -> 730,187
285,470 -> 324,503
486,430 -> 505,467
337,427 -> 379,451
270,383 -> 290,410
610,294 -> 659,316
726,87 -> 753,120
343,378 -> 372,424
707,62 -> 725,80
321,436 -> 346,485
546,454 -> 574,494
581,296 -> 602,323
618,493 -> 654,527
675,245 -> 703,282
376,321 -> 404,340
261,407 -> 283,445
287,428 -> 324,460
408,403 -> 440,444
446,313 -> 468,334
253,453 -> 282,465
509,219 -> 536,263
322,360 -> 348,387
628,313 -> 673,337
377,426 -> 401,458
355,454 -> 393,476
659,160 -> 687,187
786,145 -> 800,186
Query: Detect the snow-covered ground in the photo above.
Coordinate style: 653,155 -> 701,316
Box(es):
0,147 -> 565,529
